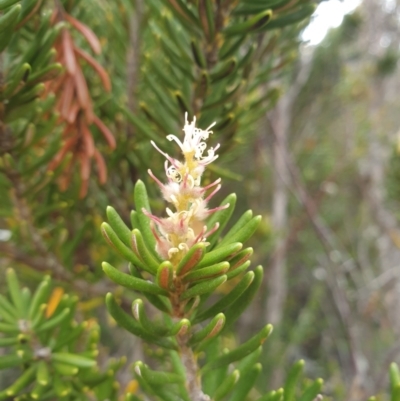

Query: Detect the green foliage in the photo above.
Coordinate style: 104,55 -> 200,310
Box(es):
0,269 -> 121,400
0,0 -> 398,400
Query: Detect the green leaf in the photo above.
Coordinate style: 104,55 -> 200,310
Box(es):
299,378 -> 323,401
227,247 -> 253,270
27,63 -> 62,85
4,98 -> 39,123
0,4 -> 21,32
284,360 -> 305,401
52,353 -> 96,368
7,83 -> 45,108
226,260 -> 251,280
391,363 -> 400,388
183,262 -> 229,283
101,223 -> 149,273
120,107 -> 160,142
105,293 -> 176,349
174,90 -> 193,115
257,4 -> 316,31
233,0 -> 285,15
0,294 -> 17,323
392,385 -> 400,401
36,360 -> 50,386
165,318 -> 191,337
0,321 -> 19,334
0,353 -> 23,370
162,0 -> 200,27
237,43 -> 257,70
237,346 -> 262,372
198,0 -> 215,39
193,270 -> 254,324
3,365 -> 36,397
53,361 -> 78,376
196,242 -> 242,269
134,180 -> 157,253
3,63 -> 31,99
6,268 -> 24,316
217,215 -> 262,249
107,206 -> 132,247
31,303 -> 47,329
0,0 -> 21,10
203,83 -> 242,109
156,261 -> 174,291
130,210 -> 140,230
189,313 -> 225,345
102,262 -> 167,296
214,369 -> 240,401
0,337 -> 18,346
392,364 -> 400,401
206,193 -> 237,248
202,337 -> 228,395
190,39 -> 206,68
201,325 -> 272,373
54,374 -> 71,397
220,210 -> 253,244
176,242 -> 207,276
134,361 -> 184,385
210,58 -> 237,82
180,275 -> 227,301
129,264 -> 172,313
36,308 -> 70,333
30,381 -> 48,399
219,36 -> 246,60
256,388 -> 284,401
52,323 -> 85,351
132,299 -> 169,337
223,10 -> 272,35
132,229 -> 160,273
228,363 -> 262,401
222,266 -> 263,330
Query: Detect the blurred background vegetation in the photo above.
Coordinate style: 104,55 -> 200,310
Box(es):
1,0 -> 400,399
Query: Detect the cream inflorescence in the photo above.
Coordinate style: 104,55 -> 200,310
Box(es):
145,113 -> 229,265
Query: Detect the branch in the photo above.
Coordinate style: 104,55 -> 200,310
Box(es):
126,0 -> 143,137
267,116 -> 366,380
177,335 -> 210,401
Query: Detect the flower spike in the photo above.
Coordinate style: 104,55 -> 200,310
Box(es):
147,114 -> 223,265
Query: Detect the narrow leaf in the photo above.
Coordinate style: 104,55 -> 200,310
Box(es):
196,243 -> 242,269
228,363 -> 262,401
183,262 -> 229,283
180,275 -> 227,301
176,242 -> 207,276
107,206 -> 132,247
284,360 -> 305,401
214,370 -> 240,401
193,270 -> 254,324
222,266 -> 263,331
201,325 -> 273,373
217,215 -> 262,249
189,313 -> 225,345
102,262 -> 167,296
134,180 -> 157,253
105,293 -> 176,349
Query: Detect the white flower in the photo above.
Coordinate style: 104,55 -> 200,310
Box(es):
166,113 -> 219,166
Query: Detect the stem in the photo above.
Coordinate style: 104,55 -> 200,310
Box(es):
177,334 -> 210,401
